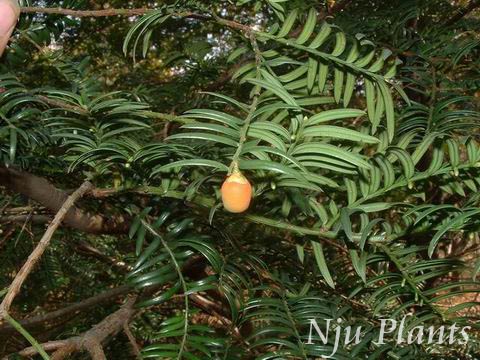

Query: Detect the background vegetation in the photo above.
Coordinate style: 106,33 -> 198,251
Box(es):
1,0 -> 480,358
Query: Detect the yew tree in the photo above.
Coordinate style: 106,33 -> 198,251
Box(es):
0,0 -> 480,359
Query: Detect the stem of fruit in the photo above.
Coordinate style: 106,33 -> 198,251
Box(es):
228,33 -> 262,175
229,96 -> 259,175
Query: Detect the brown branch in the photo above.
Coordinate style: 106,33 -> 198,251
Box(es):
445,0 -> 480,26
12,340 -> 70,358
188,293 -> 245,343
20,7 -> 151,17
0,180 -> 92,318
0,214 -> 51,224
9,296 -> 138,359
50,344 -> 76,360
0,167 -> 130,234
36,95 -> 89,115
19,7 -> 209,21
213,15 -> 251,33
0,285 -> 132,335
1,206 -> 39,214
123,324 -> 142,359
84,340 -> 107,360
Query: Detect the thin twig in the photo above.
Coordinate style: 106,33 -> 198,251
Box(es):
228,34 -> 262,174
36,95 -> 89,115
19,7 -> 210,22
0,285 -> 132,335
123,323 -> 142,359
9,296 -> 138,359
10,340 -> 69,359
0,181 -> 92,318
0,214 -> 51,224
3,313 -> 50,360
21,7 -> 151,17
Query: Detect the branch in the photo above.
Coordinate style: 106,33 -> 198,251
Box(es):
36,95 -> 89,115
0,285 -> 132,335
123,324 -> 142,359
19,7 -> 209,21
7,296 -> 138,359
10,340 -> 70,358
0,180 -> 92,318
228,33 -> 261,174
0,214 -> 51,224
445,0 -> 480,26
0,167 -> 342,247
92,186 -> 343,246
0,167 -> 130,234
83,341 -> 106,360
20,7 -> 151,17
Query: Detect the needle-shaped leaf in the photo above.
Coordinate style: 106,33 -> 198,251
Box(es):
155,159 -> 229,174
301,125 -> 380,143
308,109 -> 365,125
295,8 -> 316,45
166,132 -> 239,147
292,142 -> 372,169
239,160 -> 311,184
311,241 -> 335,289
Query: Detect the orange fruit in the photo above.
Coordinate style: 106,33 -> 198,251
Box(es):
221,171 -> 252,213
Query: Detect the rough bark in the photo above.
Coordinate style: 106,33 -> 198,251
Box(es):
0,285 -> 132,335
0,167 -> 130,234
7,296 -> 138,360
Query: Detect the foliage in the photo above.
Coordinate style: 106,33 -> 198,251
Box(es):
1,0 -> 480,359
